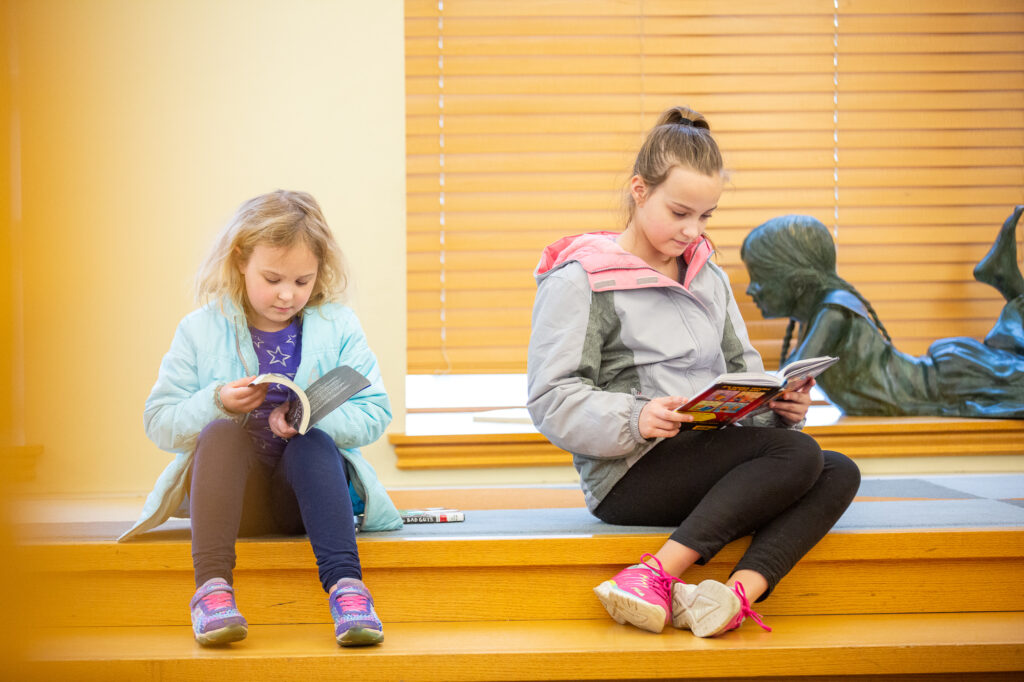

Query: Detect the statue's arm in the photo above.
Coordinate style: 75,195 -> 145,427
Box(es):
786,306 -> 849,364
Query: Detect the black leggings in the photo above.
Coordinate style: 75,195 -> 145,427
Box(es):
594,426 -> 860,600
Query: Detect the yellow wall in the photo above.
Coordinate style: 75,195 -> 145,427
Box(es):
9,0 -> 413,494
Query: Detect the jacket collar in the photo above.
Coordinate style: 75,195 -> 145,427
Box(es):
535,232 -> 714,292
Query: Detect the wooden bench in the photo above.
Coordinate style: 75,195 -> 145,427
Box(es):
13,476 -> 1024,680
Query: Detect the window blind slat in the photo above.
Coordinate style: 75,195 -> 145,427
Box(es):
406,74 -> 840,95
407,92 -> 837,116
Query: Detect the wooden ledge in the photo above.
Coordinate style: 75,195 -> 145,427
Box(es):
26,613 -> 1024,681
28,527 -> 1024,574
390,432 -> 566,469
390,416 -> 1024,470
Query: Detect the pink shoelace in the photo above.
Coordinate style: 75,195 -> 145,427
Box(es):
728,581 -> 771,632
336,592 -> 371,613
634,553 -> 685,600
200,589 -> 235,613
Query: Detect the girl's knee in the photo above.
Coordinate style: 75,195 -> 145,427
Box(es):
823,450 -> 861,496
282,429 -> 345,475
194,420 -> 251,465
199,419 -> 246,440
284,428 -> 336,455
779,430 -> 825,481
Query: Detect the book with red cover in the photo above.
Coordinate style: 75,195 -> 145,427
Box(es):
674,356 -> 839,430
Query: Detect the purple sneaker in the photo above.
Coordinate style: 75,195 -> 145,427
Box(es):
329,578 -> 383,646
190,578 -> 247,646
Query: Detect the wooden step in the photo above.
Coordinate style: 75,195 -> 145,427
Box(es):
20,613 -> 1024,682
19,526 -> 1024,628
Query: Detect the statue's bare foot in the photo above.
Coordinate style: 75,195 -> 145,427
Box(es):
973,205 -> 1024,302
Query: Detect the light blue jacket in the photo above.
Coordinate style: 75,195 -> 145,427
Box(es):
118,299 -> 402,542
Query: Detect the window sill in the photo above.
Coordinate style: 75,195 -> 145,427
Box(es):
389,416 -> 1024,470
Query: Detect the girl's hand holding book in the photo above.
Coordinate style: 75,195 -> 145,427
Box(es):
219,376 -> 268,414
268,401 -> 299,440
639,396 -> 695,439
768,377 -> 815,425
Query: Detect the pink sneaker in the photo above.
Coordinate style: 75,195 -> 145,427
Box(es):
673,580 -> 771,637
593,554 -> 682,633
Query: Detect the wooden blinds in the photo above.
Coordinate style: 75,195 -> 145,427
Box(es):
831,1 -> 1024,367
405,0 -> 1024,374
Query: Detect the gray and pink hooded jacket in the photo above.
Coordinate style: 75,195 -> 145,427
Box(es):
526,232 -> 791,511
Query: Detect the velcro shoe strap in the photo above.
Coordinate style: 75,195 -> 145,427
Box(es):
190,580 -> 234,609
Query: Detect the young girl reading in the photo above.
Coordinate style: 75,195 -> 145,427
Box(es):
741,209 -> 1024,418
119,190 -> 402,647
527,107 -> 861,637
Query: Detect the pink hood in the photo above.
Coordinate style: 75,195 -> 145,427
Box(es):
534,232 -> 714,291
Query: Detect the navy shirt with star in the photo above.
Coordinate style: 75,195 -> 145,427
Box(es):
246,317 -> 301,462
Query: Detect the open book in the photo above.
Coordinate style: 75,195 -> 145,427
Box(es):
674,356 -> 839,430
249,365 -> 371,435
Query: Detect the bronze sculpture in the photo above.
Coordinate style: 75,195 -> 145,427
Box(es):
740,206 -> 1024,418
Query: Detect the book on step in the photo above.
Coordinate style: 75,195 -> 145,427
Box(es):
673,355 -> 839,430
400,508 -> 465,523
249,365 -> 371,435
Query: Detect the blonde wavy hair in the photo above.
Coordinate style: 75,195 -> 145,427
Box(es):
194,190 -> 348,316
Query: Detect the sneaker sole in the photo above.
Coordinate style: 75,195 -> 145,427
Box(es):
672,580 -> 740,638
593,580 -> 667,634
337,627 -> 384,647
195,623 -> 248,646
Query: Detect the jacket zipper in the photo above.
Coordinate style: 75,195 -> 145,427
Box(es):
232,317 -> 252,426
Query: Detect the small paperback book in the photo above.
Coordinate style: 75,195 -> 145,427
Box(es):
400,508 -> 465,524
674,355 -> 839,431
249,365 -> 371,435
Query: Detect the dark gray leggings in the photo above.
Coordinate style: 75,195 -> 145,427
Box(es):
189,419 -> 361,591
594,426 -> 860,600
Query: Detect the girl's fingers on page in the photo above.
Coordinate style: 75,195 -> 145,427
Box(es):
791,377 -> 816,393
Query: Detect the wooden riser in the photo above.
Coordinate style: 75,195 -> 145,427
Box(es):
20,613 -> 1024,682
32,555 -> 1024,628
21,529 -> 1024,627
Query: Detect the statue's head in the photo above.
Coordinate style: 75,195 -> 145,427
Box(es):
740,215 -> 839,319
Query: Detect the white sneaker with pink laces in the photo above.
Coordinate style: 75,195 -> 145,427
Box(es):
672,580 -> 771,637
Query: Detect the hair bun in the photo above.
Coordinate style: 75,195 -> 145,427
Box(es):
657,106 -> 710,131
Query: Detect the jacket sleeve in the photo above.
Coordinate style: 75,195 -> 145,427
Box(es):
312,310 -> 392,449
527,268 -> 648,459
143,316 -> 233,454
